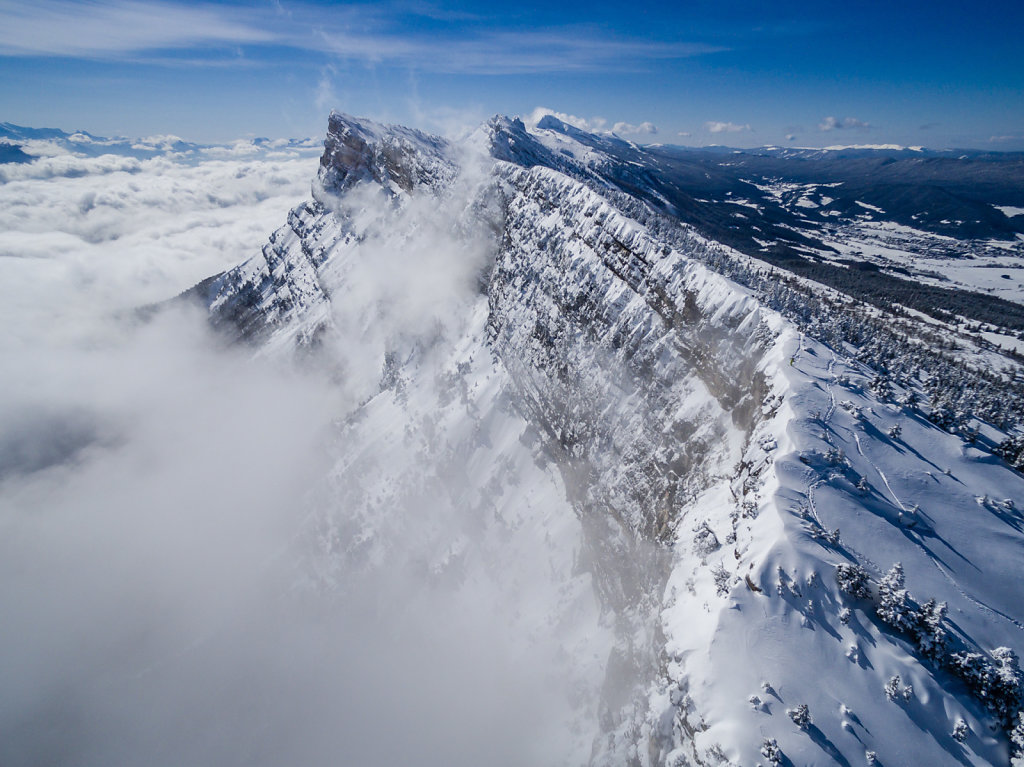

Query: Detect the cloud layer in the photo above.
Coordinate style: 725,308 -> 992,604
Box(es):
0,142 -> 319,346
0,133 -> 606,766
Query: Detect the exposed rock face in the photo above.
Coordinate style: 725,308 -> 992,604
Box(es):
490,163 -> 771,589
485,164 -> 785,762
183,200 -> 334,346
183,113 -> 460,347
319,111 -> 457,196
185,113 -> 1024,767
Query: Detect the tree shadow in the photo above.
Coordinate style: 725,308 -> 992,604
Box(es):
978,499 -> 1024,533
899,695 -> 974,767
805,724 -> 852,767
844,709 -> 870,734
776,583 -> 844,643
859,418 -> 944,475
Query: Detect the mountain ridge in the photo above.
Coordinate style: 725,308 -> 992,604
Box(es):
184,112 -> 1024,766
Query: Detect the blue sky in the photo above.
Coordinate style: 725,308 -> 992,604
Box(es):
1,0 -> 1022,148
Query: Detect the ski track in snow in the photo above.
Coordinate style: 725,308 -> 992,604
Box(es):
832,358 -> 1024,634
851,431 -> 906,514
932,556 -> 1024,633
804,349 -> 885,578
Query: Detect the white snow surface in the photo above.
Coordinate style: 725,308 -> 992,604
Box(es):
815,218 -> 1024,305
658,333 -> 1024,766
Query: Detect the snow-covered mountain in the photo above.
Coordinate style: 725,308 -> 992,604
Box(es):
187,112 -> 1024,766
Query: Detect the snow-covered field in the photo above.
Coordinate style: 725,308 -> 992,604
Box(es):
819,219 -> 1024,304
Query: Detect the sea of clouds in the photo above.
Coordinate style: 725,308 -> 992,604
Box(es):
0,131 -> 599,766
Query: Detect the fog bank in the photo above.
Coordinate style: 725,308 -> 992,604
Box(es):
0,141 -> 605,766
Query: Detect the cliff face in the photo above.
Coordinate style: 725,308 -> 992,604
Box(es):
318,111 -> 457,196
183,112 -> 460,349
187,113 -> 1024,767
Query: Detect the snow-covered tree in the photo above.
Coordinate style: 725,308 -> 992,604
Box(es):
810,525 -> 840,545
884,675 -> 902,702
760,737 -> 782,765
1010,711 -> 1024,765
788,703 -> 812,728
994,648 -> 1023,725
948,648 -> 1022,726
712,564 -> 732,597
888,423 -> 902,439
913,598 -> 949,661
877,563 -> 914,631
835,563 -> 871,599
898,389 -> 920,409
870,374 -> 892,400
825,446 -> 846,466
952,718 -> 969,743
930,404 -> 958,431
692,521 -> 720,556
996,434 -> 1024,471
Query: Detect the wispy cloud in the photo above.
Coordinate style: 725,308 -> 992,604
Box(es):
312,27 -> 722,75
315,65 -> 339,115
526,107 -> 607,132
705,121 -> 751,134
0,0 -> 273,57
0,0 -> 724,74
526,108 -> 658,137
612,121 -> 657,136
818,115 -> 870,131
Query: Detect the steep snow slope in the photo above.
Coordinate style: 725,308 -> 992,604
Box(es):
655,333 -> 1024,766
189,113 -> 1024,767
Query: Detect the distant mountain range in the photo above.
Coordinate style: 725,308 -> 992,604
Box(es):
0,121 -> 321,162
